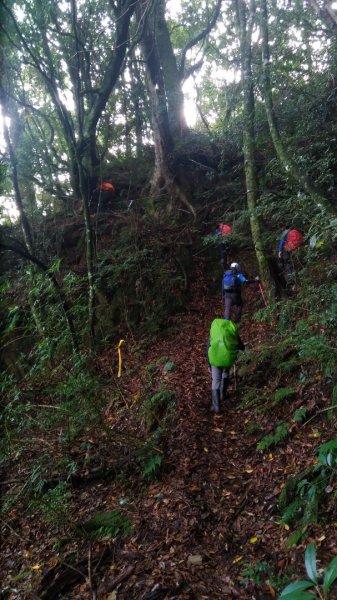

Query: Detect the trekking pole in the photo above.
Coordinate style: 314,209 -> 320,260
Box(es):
258,282 -> 268,307
233,364 -> 237,391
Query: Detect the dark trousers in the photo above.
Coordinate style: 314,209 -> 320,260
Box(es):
90,190 -> 113,213
219,241 -> 231,266
224,291 -> 243,322
279,250 -> 294,280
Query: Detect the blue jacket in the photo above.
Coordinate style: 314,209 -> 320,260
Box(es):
278,229 -> 290,253
222,270 -> 249,293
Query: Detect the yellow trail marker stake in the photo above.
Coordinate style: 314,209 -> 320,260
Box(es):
117,339 -> 125,378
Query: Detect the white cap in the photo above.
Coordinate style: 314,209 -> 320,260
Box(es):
230,262 -> 240,270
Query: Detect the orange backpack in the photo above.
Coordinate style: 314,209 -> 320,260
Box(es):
219,223 -> 232,236
100,182 -> 115,192
284,229 -> 303,252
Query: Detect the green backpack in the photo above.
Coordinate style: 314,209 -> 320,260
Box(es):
208,319 -> 239,368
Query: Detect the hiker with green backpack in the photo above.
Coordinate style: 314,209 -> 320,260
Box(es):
207,318 -> 245,414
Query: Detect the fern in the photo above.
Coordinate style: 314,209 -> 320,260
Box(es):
293,407 -> 308,423
327,385 -> 337,422
332,385 -> 337,407
272,387 -> 296,405
285,527 -> 306,549
80,510 -> 132,540
245,422 -> 261,435
302,485 -> 319,526
281,498 -> 302,525
257,434 -> 275,451
136,385 -> 176,482
257,422 -> 290,451
142,453 -> 162,479
278,357 -> 301,373
278,441 -> 336,545
142,388 -> 175,430
239,388 -> 265,409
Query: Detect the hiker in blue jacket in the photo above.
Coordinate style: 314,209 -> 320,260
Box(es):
222,262 -> 259,322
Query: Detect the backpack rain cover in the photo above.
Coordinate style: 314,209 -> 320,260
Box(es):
208,319 -> 240,368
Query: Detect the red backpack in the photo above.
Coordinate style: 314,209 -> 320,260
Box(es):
219,223 -> 232,236
285,229 -> 303,252
99,182 -> 115,192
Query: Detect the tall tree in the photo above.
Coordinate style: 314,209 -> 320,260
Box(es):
259,0 -> 336,220
136,0 -> 222,216
0,85 -> 78,351
235,0 -> 275,296
136,0 -> 196,216
1,0 -> 138,343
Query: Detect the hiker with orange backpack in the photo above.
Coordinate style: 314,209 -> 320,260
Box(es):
216,223 -> 232,266
207,318 -> 245,413
90,181 -> 116,214
278,227 -> 303,281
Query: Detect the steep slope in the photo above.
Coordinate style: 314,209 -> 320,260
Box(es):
2,252 -> 336,600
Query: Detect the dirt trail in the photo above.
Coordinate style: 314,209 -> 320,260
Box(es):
100,257 -> 284,599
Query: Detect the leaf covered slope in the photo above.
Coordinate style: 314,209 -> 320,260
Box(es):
1,245 -> 337,599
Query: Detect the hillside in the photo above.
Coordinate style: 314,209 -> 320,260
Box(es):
2,243 -> 337,600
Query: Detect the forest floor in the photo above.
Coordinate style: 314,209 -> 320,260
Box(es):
2,254 -> 337,600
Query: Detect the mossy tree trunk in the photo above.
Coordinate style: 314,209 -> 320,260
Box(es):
259,0 -> 336,220
236,0 -> 275,299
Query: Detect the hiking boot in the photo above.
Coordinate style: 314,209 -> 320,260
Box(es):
211,390 -> 220,414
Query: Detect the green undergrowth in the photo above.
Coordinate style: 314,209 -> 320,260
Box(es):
78,509 -> 132,541
0,347 -> 177,555
0,354 -> 105,461
134,357 -> 176,481
94,220 -> 194,338
278,542 -> 337,599
238,255 -> 337,557
239,559 -> 288,595
278,437 -> 337,548
240,256 -> 337,413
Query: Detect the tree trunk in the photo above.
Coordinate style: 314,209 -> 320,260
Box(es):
155,0 -> 188,140
130,51 -> 145,157
2,111 -> 34,252
77,158 -> 96,348
259,0 -> 336,220
236,0 -> 275,298
136,0 -> 196,218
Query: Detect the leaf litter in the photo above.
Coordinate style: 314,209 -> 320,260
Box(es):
1,254 -> 337,599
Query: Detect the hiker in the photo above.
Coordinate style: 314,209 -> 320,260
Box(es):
90,181 -> 116,213
222,262 -> 260,322
207,318 -> 245,414
216,223 -> 232,266
278,227 -> 303,280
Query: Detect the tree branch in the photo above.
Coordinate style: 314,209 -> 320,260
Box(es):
178,0 -> 223,76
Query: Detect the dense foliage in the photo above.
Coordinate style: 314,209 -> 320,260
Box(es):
1,0 -> 337,597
